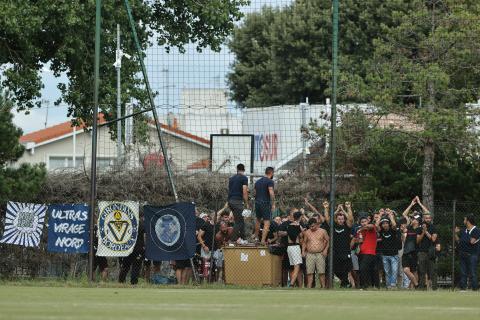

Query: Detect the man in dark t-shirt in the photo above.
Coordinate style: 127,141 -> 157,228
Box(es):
455,214 -> 480,290
376,212 -> 400,289
228,164 -> 249,240
198,220 -> 215,254
401,197 -> 426,288
416,212 -> 438,289
332,213 -> 352,287
402,216 -> 420,288
254,167 -> 275,245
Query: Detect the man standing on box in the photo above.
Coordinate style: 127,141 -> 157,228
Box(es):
254,167 -> 275,245
228,163 -> 250,241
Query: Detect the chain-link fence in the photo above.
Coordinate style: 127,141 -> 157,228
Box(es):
1,197 -> 479,290
4,0 -> 480,292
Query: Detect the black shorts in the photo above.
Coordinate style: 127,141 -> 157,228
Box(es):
175,259 -> 192,270
228,199 -> 244,216
282,253 -> 291,270
333,254 -> 353,272
255,201 -> 272,221
402,252 -> 417,272
94,256 -> 108,272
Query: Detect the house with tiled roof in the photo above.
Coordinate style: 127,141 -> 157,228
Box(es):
16,115 -> 211,172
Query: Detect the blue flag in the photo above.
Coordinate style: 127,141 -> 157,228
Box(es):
47,204 -> 90,253
144,202 -> 196,261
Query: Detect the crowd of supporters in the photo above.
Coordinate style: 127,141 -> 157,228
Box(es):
91,163 -> 480,290
220,163 -> 479,290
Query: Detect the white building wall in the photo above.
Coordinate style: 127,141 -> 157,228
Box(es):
16,126 -> 117,170
177,112 -> 242,140
241,104 -> 375,174
16,126 -> 209,172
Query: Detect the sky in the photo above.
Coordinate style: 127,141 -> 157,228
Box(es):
11,0 -> 292,135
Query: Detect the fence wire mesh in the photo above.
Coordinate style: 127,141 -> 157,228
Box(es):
1,199 -> 478,290
3,0 -> 480,291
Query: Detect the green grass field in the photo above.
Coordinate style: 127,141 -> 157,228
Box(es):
0,285 -> 479,320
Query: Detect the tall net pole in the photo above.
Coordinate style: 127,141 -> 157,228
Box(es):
123,0 -> 178,202
328,0 -> 339,289
116,24 -> 122,163
88,0 -> 102,282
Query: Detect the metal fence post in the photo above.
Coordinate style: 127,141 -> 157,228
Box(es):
88,0 -> 102,283
123,0 -> 179,202
328,0 -> 340,290
451,200 -> 456,290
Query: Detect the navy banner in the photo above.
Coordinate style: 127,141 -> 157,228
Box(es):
144,202 -> 196,261
47,204 -> 90,253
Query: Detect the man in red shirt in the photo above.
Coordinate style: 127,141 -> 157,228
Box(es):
352,215 -> 378,289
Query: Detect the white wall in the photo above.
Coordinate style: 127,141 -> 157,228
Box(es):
241,104 -> 375,174
177,112 -> 242,140
16,126 -> 209,172
16,126 -> 117,170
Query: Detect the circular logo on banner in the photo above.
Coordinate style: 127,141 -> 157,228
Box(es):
155,214 -> 181,246
99,203 -> 138,252
150,208 -> 186,252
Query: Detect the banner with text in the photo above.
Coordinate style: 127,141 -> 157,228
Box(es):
47,204 -> 90,253
144,202 -> 196,261
97,201 -> 139,257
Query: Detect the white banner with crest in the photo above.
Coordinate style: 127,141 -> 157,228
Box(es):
96,201 -> 139,257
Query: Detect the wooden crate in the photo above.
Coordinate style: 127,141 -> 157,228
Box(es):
223,246 -> 282,286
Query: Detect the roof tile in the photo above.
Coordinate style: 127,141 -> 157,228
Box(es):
19,114 -> 106,144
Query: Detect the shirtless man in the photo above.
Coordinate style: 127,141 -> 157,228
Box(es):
302,218 -> 329,288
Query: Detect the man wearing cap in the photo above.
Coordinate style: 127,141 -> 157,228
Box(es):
376,210 -> 401,289
228,164 -> 249,241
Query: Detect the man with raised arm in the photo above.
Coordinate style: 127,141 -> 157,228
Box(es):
307,200 -> 355,287
401,197 -> 420,288
415,196 -> 438,290
376,209 -> 401,289
352,214 -> 378,289
304,198 -> 329,231
332,202 -> 354,287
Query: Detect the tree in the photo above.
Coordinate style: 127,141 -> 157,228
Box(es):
308,109 -> 480,204
368,0 -> 480,211
230,0 -> 480,209
0,94 -> 46,204
227,0 -> 415,107
1,0 -> 248,126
